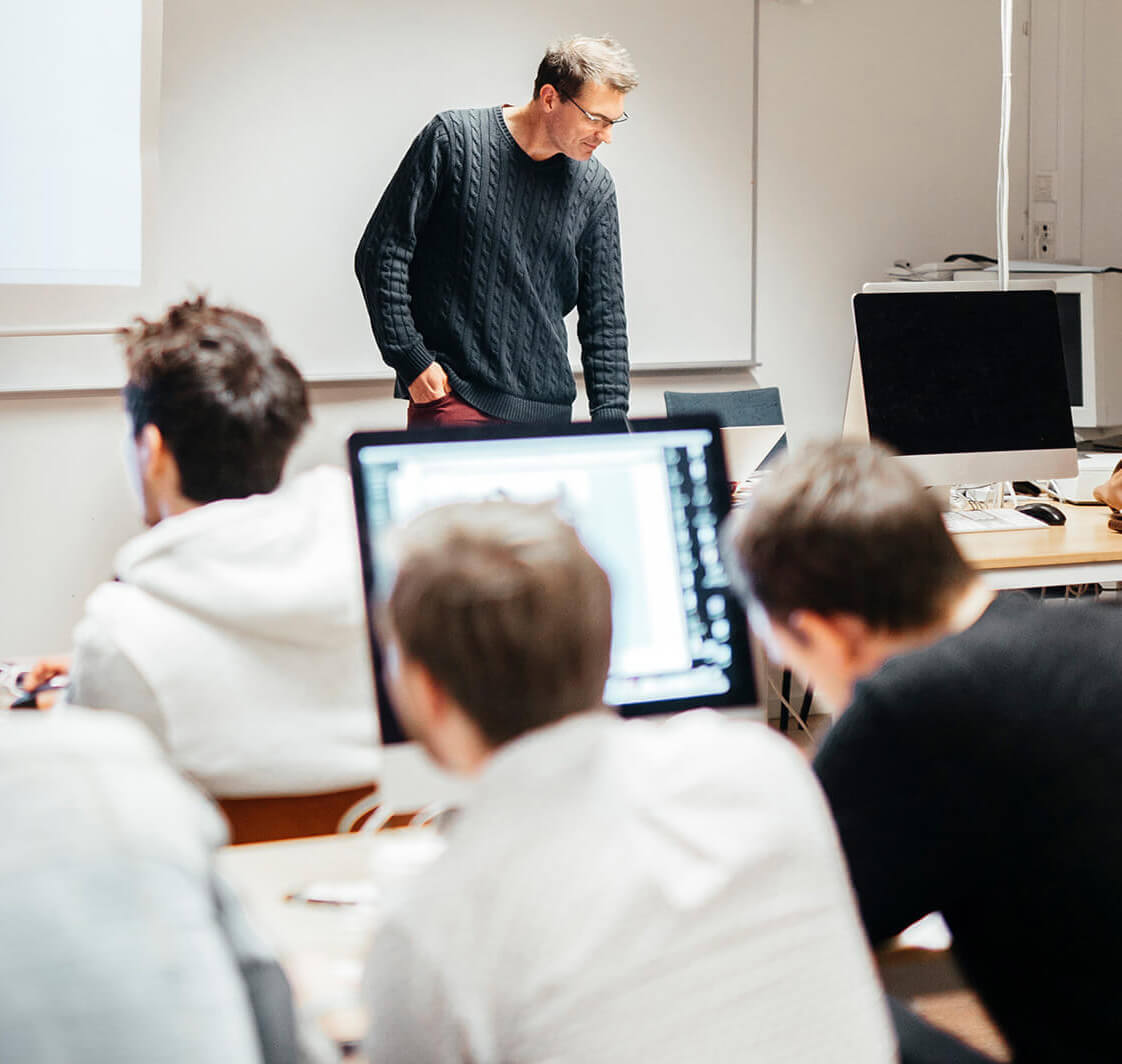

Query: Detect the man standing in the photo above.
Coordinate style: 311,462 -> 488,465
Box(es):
355,37 -> 636,426
724,440 -> 1122,1063
362,499 -> 896,1064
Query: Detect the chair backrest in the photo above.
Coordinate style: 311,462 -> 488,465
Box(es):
218,784 -> 378,845
663,386 -> 784,427
664,387 -> 787,471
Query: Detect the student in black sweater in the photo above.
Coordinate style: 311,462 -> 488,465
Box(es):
355,36 -> 637,426
724,440 -> 1122,1064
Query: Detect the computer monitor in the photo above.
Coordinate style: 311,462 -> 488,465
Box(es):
348,417 -> 757,750
949,272 -> 1122,440
844,288 -> 1078,488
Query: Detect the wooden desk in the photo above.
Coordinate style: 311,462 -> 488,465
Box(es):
877,916 -> 1010,1061
953,502 -> 1122,589
216,830 -> 445,1054
217,834 -> 377,1051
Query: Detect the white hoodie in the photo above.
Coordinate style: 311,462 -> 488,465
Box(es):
67,465 -> 380,797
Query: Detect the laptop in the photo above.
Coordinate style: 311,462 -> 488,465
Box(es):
348,417 -> 758,803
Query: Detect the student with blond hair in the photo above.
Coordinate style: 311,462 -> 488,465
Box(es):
362,499 -> 895,1063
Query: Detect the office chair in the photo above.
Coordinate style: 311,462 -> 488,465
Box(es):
664,386 -> 788,471
218,784 -> 379,844
663,386 -> 784,429
663,386 -> 809,731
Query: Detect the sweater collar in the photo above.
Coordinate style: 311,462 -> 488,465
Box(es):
493,104 -> 567,170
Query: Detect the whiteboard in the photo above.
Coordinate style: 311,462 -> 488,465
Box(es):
0,0 -> 162,393
0,0 -> 754,392
0,0 -> 142,286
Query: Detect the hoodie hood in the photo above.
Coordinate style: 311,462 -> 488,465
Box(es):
78,464 -> 380,797
113,465 -> 365,648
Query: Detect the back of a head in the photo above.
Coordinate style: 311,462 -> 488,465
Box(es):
725,440 -> 972,633
388,501 -> 612,748
122,297 -> 310,504
534,35 -> 639,98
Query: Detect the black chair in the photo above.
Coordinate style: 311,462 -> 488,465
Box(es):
663,386 -> 788,468
663,385 -> 783,427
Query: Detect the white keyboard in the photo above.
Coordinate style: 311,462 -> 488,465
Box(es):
942,508 -> 1052,534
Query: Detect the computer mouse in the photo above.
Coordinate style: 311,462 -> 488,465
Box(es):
1015,502 -> 1066,526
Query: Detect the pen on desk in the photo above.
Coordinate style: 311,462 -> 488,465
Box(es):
284,891 -> 358,907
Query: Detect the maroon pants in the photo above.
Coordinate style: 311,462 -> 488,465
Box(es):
407,391 -> 502,428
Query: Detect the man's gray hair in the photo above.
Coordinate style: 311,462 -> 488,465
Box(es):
534,36 -> 639,99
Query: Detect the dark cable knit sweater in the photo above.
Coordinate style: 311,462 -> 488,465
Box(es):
355,106 -> 629,422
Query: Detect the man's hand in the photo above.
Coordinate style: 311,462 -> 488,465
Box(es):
408,363 -> 451,404
15,655 -> 71,709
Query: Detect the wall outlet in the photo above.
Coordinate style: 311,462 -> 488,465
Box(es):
1033,221 -> 1056,261
1033,171 -> 1057,203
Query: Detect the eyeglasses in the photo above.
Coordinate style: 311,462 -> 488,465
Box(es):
559,90 -> 629,128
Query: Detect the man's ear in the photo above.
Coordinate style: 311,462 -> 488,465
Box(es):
397,657 -> 448,732
539,84 -> 561,111
395,657 -> 492,774
828,614 -> 884,674
139,423 -> 190,506
787,610 -> 874,670
136,423 -> 167,481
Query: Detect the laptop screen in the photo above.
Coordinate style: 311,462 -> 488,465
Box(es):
348,417 -> 756,743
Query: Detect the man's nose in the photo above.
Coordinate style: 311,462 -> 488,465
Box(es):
598,122 -> 613,145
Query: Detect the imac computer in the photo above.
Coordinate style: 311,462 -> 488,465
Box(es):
949,271 -> 1122,440
348,417 -> 758,808
844,288 -> 1078,489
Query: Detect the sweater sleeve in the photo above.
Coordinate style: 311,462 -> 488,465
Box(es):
576,186 -> 630,421
355,117 -> 450,385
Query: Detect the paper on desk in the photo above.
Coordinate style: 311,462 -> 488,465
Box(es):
285,832 -> 446,909
720,426 -> 786,482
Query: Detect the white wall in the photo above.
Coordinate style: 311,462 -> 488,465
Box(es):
154,0 -> 753,377
755,0 -> 1030,442
1026,0 -> 1122,268
0,385 -> 402,657
2,393 -> 138,655
1080,1 -> 1122,266
0,369 -> 754,656
7,1 -> 1101,655
0,0 -> 754,388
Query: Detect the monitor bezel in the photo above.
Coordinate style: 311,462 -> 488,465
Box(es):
348,415 -> 757,745
865,278 -> 1096,428
847,288 -> 1078,487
